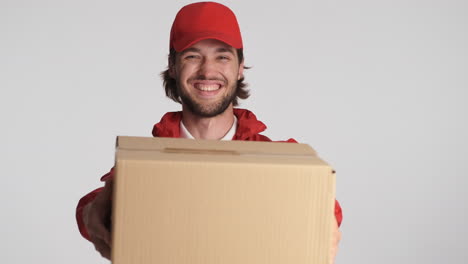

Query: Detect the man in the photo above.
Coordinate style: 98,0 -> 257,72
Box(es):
76,1 -> 342,262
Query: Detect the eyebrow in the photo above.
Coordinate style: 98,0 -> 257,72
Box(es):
181,47 -> 235,55
215,47 -> 235,55
181,47 -> 201,54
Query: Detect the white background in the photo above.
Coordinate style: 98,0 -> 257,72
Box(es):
1,0 -> 467,263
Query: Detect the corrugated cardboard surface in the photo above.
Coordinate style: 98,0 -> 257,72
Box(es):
112,136 -> 335,264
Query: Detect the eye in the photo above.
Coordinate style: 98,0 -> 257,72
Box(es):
218,55 -> 231,61
183,54 -> 199,60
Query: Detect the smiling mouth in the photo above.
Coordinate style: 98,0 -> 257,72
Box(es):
195,84 -> 221,91
192,80 -> 224,92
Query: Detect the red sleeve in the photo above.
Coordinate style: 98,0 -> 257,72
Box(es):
76,168 -> 115,240
335,199 -> 343,227
76,187 -> 104,241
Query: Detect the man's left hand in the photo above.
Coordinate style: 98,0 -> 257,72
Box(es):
330,220 -> 342,264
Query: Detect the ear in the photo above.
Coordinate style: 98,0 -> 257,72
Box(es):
238,61 -> 244,80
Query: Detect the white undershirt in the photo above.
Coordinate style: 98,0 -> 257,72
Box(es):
180,116 -> 237,141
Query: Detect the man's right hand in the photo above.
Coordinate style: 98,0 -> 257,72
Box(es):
83,179 -> 113,260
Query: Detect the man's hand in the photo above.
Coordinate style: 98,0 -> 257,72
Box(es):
83,179 -> 113,260
330,219 -> 342,264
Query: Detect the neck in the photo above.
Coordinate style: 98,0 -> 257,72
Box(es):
181,105 -> 235,140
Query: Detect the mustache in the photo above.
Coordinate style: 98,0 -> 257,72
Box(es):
189,76 -> 226,84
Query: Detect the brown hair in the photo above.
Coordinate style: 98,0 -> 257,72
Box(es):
161,48 -> 250,106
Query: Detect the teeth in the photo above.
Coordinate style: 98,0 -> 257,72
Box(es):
195,84 -> 220,91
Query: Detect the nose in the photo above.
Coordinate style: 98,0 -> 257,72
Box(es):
197,57 -> 217,79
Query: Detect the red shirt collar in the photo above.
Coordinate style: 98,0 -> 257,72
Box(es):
152,108 -> 267,140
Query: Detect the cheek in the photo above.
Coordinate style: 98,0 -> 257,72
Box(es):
229,67 -> 241,81
177,65 -> 194,82
221,64 -> 240,80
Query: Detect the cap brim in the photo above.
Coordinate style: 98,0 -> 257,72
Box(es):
173,32 -> 243,52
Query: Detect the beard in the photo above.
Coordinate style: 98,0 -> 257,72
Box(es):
177,79 -> 237,118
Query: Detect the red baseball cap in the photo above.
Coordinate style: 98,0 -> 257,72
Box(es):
169,2 -> 243,52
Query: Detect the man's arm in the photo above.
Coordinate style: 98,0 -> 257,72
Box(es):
76,169 -> 114,259
331,215 -> 342,264
76,187 -> 103,241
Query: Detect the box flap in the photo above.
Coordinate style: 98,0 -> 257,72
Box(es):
116,136 -> 317,157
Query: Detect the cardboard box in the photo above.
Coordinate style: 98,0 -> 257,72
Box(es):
112,136 -> 336,264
